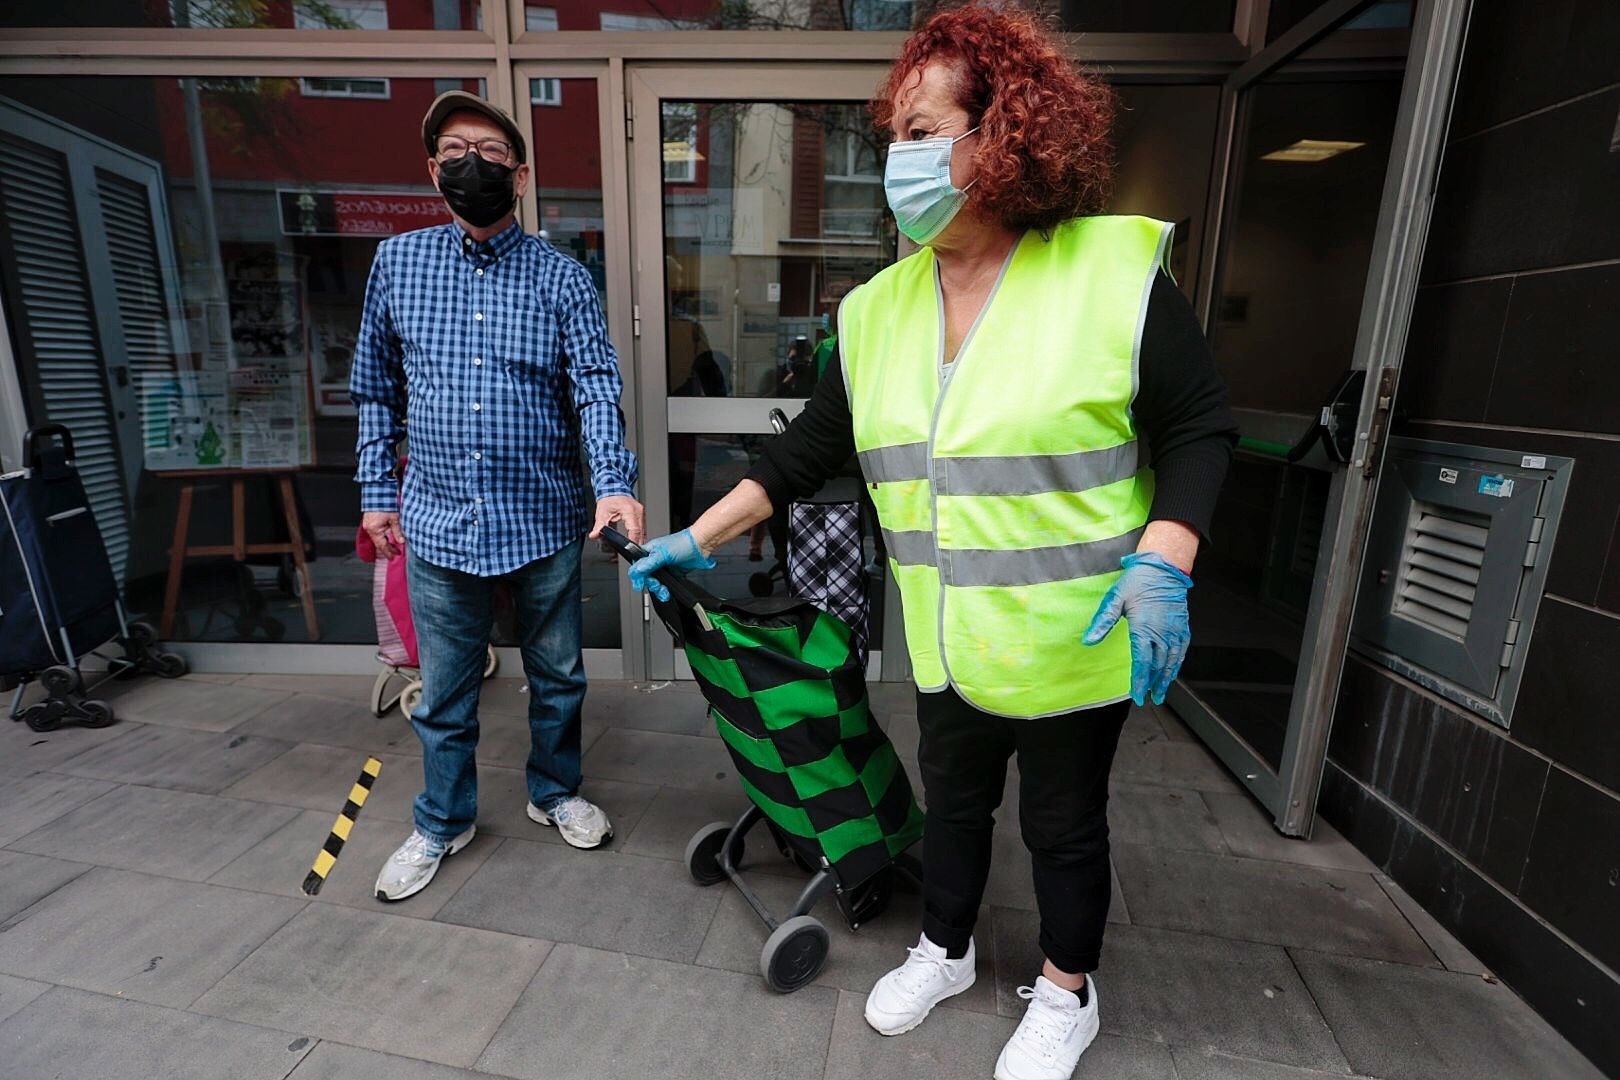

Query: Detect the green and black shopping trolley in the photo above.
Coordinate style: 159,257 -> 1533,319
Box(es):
601,527 -> 924,993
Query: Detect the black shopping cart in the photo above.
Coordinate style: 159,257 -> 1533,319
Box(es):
1,426 -> 187,730
603,525 -> 922,993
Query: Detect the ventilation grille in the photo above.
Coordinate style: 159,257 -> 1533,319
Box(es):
1392,501 -> 1489,641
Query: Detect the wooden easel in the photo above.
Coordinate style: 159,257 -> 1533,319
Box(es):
157,469 -> 320,641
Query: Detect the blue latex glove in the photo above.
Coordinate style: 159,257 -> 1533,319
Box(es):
627,529 -> 716,602
1081,552 -> 1194,707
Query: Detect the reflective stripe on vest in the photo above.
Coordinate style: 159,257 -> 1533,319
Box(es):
841,215 -> 1171,718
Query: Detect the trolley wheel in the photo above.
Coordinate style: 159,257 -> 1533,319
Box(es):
128,621 -> 159,647
684,820 -> 740,886
276,555 -> 302,598
23,702 -> 63,733
80,700 -> 116,728
40,666 -> 81,698
760,915 -> 830,993
398,680 -> 423,722
748,572 -> 775,598
152,652 -> 188,679
484,645 -> 499,679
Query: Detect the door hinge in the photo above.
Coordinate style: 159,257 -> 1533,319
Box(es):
1360,366 -> 1398,478
642,592 -> 651,622
632,303 -> 642,338
1501,619 -> 1522,668
625,108 -> 633,141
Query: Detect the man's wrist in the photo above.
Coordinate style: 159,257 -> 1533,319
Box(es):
360,483 -> 398,514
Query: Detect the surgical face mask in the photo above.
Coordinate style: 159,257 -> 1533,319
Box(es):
436,153 -> 516,228
883,127 -> 978,246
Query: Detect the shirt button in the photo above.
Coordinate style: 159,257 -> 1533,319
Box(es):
474,312 -> 484,321
476,269 -> 484,277
472,451 -> 482,460
476,496 -> 484,504
473,357 -> 483,366
471,403 -> 481,412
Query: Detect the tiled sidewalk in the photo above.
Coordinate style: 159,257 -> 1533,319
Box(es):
0,674 -> 1602,1079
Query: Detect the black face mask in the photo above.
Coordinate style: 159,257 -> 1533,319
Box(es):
436,153 -> 516,228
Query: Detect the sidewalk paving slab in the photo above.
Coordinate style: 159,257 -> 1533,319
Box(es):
288,1041 -> 487,1079
0,974 -> 50,1026
1112,843 -> 1437,967
9,784 -> 299,881
0,771 -> 120,847
475,942 -> 837,1080
1171,1047 -> 1376,1080
93,678 -> 290,732
192,903 -> 550,1068
996,911 -> 1350,1073
0,849 -> 90,922
0,986 -> 314,1080
1290,948 -> 1607,1080
0,867 -> 302,1008
49,723 -> 294,794
435,837 -> 722,963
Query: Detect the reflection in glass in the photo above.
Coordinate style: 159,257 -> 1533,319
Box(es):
671,434 -> 886,647
521,0 -> 1234,33
1,0 -> 483,31
0,74 -> 618,647
1181,32 -> 1407,770
659,100 -> 893,405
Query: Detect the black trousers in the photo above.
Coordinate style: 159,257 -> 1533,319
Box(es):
917,687 -> 1130,974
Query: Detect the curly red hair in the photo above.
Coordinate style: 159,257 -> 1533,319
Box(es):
871,2 -> 1115,233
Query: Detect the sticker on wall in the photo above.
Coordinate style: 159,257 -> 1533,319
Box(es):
1439,467 -> 1459,484
1521,455 -> 1548,469
1478,474 -> 1515,498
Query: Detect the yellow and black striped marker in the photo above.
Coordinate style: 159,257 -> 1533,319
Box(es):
302,756 -> 382,896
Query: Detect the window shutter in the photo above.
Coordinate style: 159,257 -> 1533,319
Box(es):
0,133 -> 133,581
95,167 -> 180,478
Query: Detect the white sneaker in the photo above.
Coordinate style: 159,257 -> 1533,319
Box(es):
994,975 -> 1100,1080
374,826 -> 475,902
863,934 -> 976,1036
528,795 -> 612,849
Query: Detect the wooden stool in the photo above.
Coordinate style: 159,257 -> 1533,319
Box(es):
158,469 -> 320,641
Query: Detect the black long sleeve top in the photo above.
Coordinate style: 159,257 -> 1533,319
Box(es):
744,272 -> 1239,539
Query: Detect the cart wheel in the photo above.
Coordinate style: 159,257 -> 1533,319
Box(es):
80,700 -> 116,728
398,680 -> 423,722
23,702 -> 62,733
685,821 -> 740,886
276,556 -> 302,598
128,621 -> 159,647
40,665 -> 81,698
484,645 -> 499,679
152,652 -> 188,679
369,669 -> 395,717
760,915 -> 830,993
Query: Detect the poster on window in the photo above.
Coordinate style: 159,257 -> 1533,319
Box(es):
141,369 -> 231,471
231,367 -> 313,468
308,303 -> 360,416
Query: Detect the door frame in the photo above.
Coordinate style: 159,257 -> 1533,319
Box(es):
1170,0 -> 1473,836
625,63 -> 893,680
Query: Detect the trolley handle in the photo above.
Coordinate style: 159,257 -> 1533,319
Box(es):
599,525 -> 707,618
23,425 -> 74,468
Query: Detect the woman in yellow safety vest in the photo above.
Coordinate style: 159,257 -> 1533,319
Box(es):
629,6 -> 1236,1078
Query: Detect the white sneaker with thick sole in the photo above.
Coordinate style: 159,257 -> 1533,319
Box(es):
993,975 -> 1100,1080
528,795 -> 612,849
863,934 -> 976,1036
374,826 -> 475,902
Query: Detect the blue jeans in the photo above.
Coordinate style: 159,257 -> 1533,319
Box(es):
405,541 -> 586,842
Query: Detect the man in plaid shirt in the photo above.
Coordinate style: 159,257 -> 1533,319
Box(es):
352,92 -> 644,901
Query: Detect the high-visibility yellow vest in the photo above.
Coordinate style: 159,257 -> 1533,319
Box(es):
840,215 -> 1172,717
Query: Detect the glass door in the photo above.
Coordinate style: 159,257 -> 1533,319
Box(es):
1172,0 -> 1470,835
626,65 -> 898,681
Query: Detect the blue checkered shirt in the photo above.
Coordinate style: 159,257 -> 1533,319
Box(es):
351,222 -> 638,576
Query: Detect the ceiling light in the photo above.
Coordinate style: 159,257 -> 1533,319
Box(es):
1261,139 -> 1366,163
